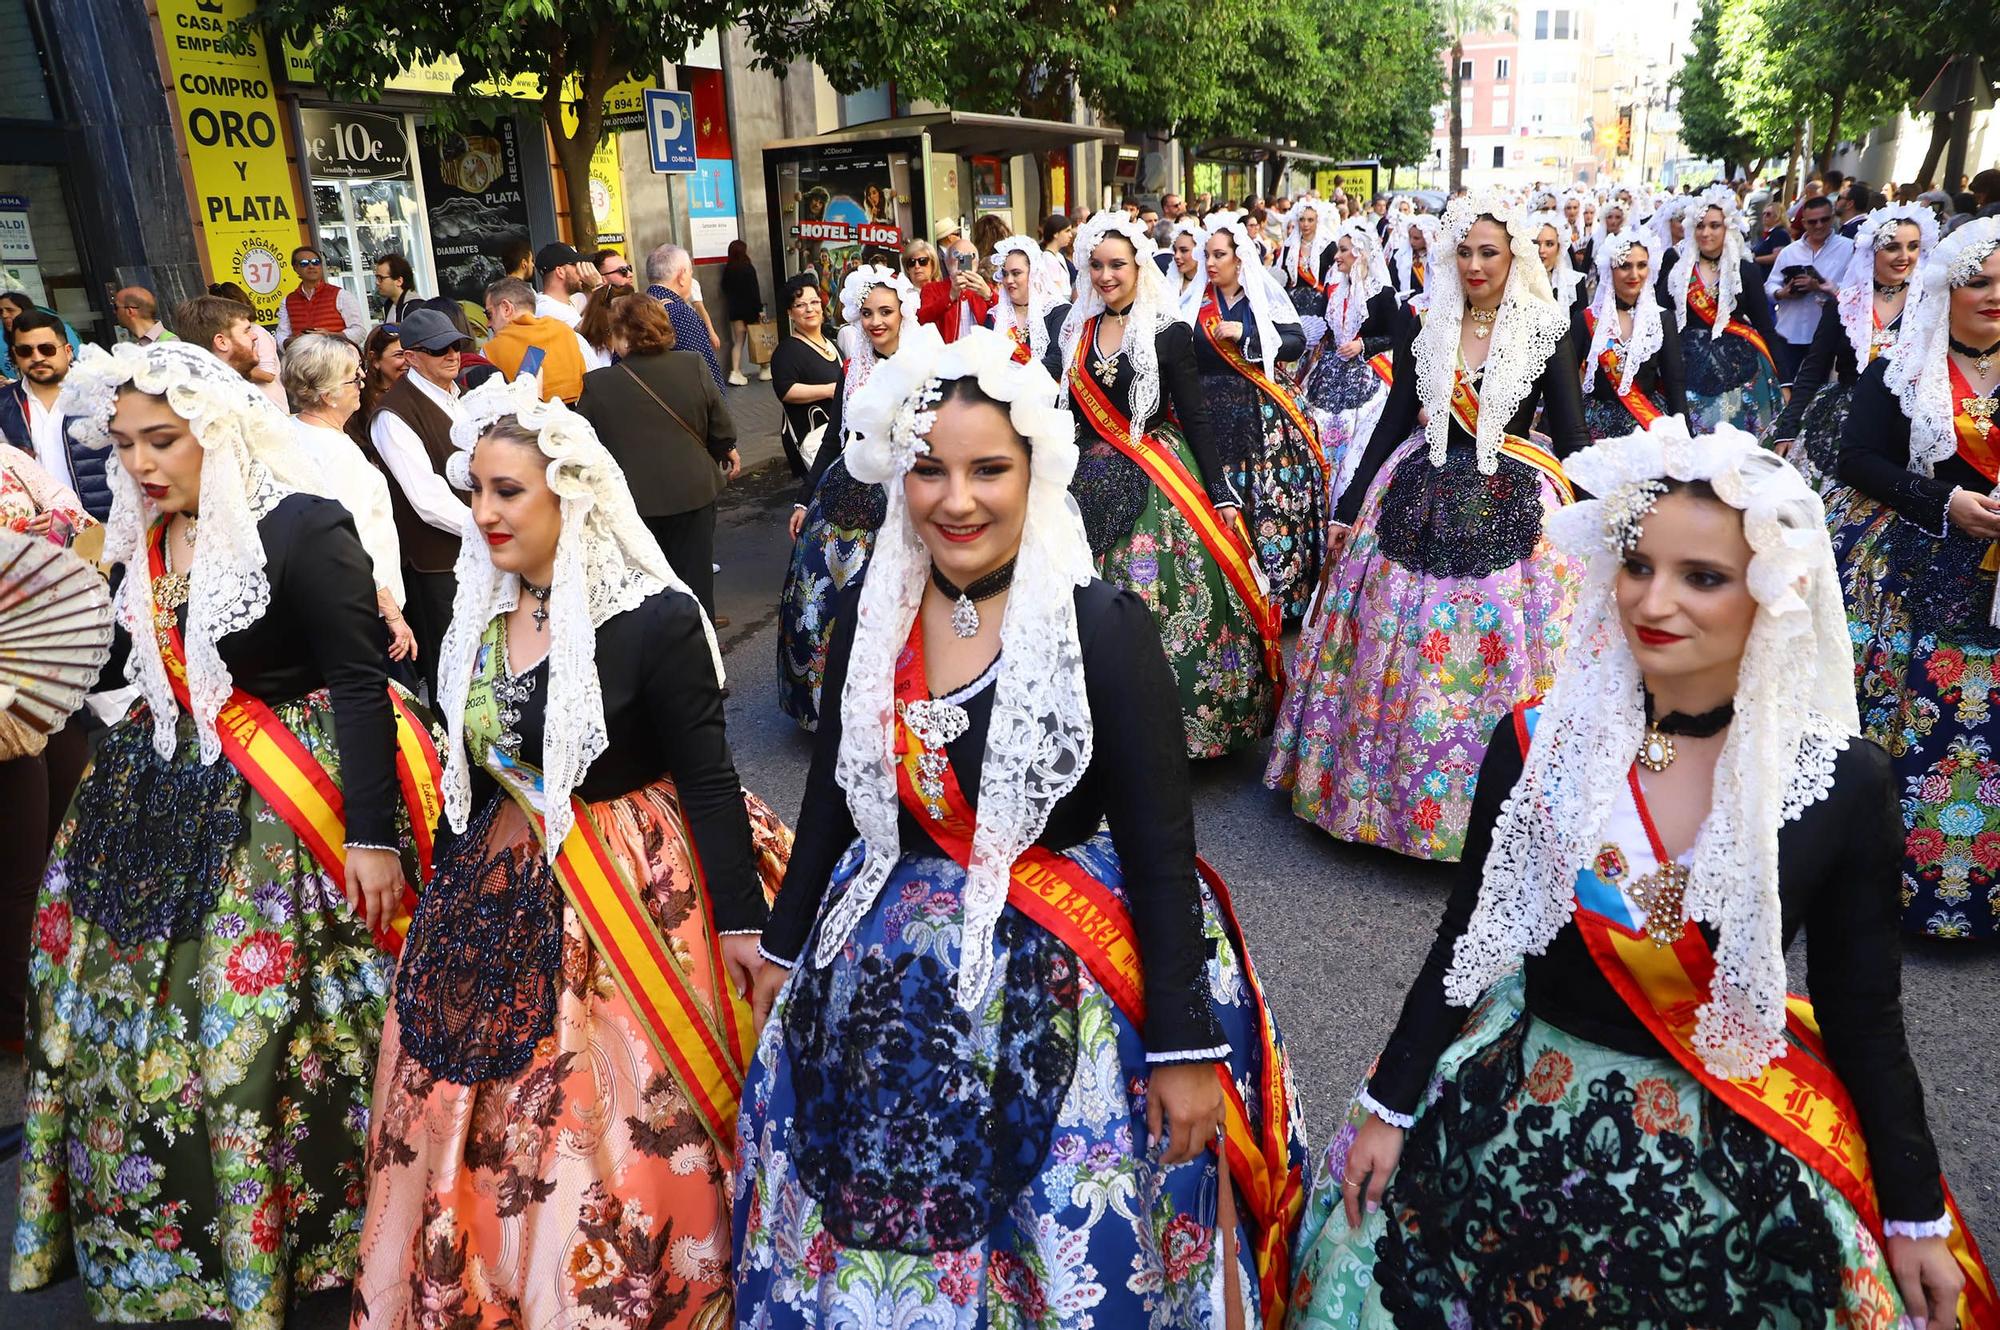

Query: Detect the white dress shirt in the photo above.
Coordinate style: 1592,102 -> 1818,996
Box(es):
535,291 -> 582,328
1764,233 -> 1853,346
294,418 -> 405,605
369,372 -> 470,536
23,388 -> 73,492
276,285 -> 369,347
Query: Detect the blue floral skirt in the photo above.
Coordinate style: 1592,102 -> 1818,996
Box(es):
1832,490 -> 2000,939
1286,978 -> 1910,1328
733,833 -> 1304,1328
776,456 -> 884,731
1207,370 -> 1327,625
1682,329 -> 1785,436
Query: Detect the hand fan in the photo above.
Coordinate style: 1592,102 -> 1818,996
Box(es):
0,528 -> 114,734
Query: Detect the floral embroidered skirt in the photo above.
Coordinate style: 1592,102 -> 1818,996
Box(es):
1286,978 -> 1909,1329
10,697 -> 408,1329
1301,352 -> 1387,512
1683,330 -> 1785,437
1083,429 -> 1277,759
734,832 -> 1305,1328
350,780 -> 791,1329
777,456 -> 885,731
1832,492 -> 2000,940
1264,435 -> 1579,861
1207,371 -> 1328,624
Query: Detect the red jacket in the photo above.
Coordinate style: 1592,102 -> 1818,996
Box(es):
917,279 -> 994,344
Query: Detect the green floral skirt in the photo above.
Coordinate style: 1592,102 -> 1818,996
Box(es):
10,696 -> 413,1328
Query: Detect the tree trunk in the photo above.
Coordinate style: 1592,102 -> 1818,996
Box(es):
1916,106 -> 1952,188
1815,84 -> 1845,174
1782,119 -> 1802,204
1448,38 -> 1465,194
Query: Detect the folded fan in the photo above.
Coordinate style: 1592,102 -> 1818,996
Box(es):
0,528 -> 114,734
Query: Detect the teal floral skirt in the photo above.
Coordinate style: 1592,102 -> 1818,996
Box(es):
10,697 -> 413,1329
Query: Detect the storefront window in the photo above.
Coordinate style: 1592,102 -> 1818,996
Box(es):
0,165 -> 98,340
301,107 -> 434,318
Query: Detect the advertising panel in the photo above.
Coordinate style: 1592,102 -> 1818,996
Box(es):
771,142 -> 919,299
418,119 -> 532,303
684,68 -> 739,263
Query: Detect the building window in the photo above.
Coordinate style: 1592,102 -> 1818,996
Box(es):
1492,145 -> 1507,168
1458,147 -> 1471,171
1554,10 -> 1571,38
1458,58 -> 1473,80
1502,12 -> 1514,30
1496,57 -> 1511,80
1534,10 -> 1549,38
1492,99 -> 1510,129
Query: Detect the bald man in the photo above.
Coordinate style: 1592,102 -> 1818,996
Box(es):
112,287 -> 178,345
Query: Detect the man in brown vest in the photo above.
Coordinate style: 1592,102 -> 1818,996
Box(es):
366,307 -> 468,693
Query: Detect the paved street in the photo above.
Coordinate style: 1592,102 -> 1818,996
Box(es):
2,390 -> 1996,1325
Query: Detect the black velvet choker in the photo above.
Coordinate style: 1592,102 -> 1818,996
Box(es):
932,557 -> 1017,638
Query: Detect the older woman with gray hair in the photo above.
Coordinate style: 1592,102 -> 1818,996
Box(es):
283,331 -> 416,661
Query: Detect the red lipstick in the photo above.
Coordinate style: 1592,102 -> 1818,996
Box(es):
936,523 -> 988,544
484,532 -> 513,547
142,483 -> 169,499
1635,627 -> 1685,647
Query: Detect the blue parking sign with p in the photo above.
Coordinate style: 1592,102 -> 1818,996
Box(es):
645,89 -> 697,174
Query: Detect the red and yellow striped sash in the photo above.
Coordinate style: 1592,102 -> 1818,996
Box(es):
1003,323 -> 1032,365
1068,321 -> 1281,680
1197,297 -> 1328,473
148,523 -> 441,954
1294,259 -> 1322,294
1686,269 -> 1777,372
1582,308 -> 1667,429
892,627 -> 1305,1327
1446,370 -> 1575,504
1950,358 -> 2000,484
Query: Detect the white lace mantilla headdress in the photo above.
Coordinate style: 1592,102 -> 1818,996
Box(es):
1885,216 -> 2000,480
1281,199 -> 1334,287
1166,217 -> 1209,305
1584,231 -> 1665,398
1445,416 -> 1857,1081
1647,196 -> 1690,262
1327,219 -> 1392,344
814,326 -> 1093,1013
1837,204 -> 1940,370
1059,214 -> 1177,429
1177,212 -> 1300,379
433,373 -> 721,860
1530,209 -> 1585,318
1668,185 -> 1748,340
989,235 -> 1065,365
1389,213 -> 1442,301
838,264 -> 922,398
1414,191 -> 1568,473
59,341 -> 326,763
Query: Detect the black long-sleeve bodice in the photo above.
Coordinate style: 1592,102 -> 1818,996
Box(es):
1334,313 -> 1591,526
800,373 -> 849,506
984,303 -> 1070,381
1771,301 -> 1893,440
464,588 -> 765,932
202,492 -> 398,845
1838,357 -> 1998,536
1567,299 -> 1690,420
1654,254 -> 1783,354
763,579 -> 1225,1056
1190,290 -> 1306,374
1367,716 -> 1946,1222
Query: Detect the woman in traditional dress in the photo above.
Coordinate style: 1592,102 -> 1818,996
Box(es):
1282,198 -> 1333,344
1386,213 -> 1439,301
1300,220 -> 1403,505
1058,214 -> 1279,756
11,342 -> 431,1328
1770,203 -> 1935,492
1573,231 -> 1687,440
1184,213 -> 1326,623
1659,185 -> 1786,433
1288,419 -> 1988,1329
734,326 -> 1306,1328
1532,209 -> 1585,320
1833,217 -> 2000,942
1166,217 -> 1206,308
351,373 -> 789,1328
986,234 -> 1069,378
777,265 -> 941,730
1564,189 -> 1594,275
1264,192 -> 1587,862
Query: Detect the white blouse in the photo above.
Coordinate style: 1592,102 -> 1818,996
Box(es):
292,418 -> 406,607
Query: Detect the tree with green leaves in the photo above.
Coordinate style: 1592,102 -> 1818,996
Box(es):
1435,0 -> 1505,193
1673,0 -> 1770,182
253,0 -> 762,251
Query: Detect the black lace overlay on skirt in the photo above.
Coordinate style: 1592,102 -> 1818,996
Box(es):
1376,446 -> 1546,579
782,904 -> 1082,1253
1684,326 -> 1764,397
1306,352 -> 1381,413
1071,440 -> 1150,559
1870,518 -> 2000,645
394,793 -> 565,1085
1204,373 -> 1263,469
67,710 -> 248,944
814,454 -> 888,532
1374,1013 -> 1843,1329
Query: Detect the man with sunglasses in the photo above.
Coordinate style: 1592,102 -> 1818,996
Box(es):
276,244 -> 366,348
593,248 -> 635,291
0,310 -> 109,520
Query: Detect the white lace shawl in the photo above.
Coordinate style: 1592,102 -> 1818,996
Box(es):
1837,204 -> 1939,370
989,235 -> 1063,365
1885,216 -> 2000,478
1531,211 -> 1585,319
1668,185 -> 1749,340
432,373 -> 720,860
59,342 -> 328,762
1445,417 -> 1858,1081
1584,233 -> 1665,398
837,265 -> 922,397
1059,214 -> 1177,430
1281,200 -> 1334,290
1389,214 -> 1442,300
1414,192 -> 1569,473
1166,218 -> 1209,309
815,327 -> 1095,1014
1177,213 -> 1300,379
1327,220 -> 1392,345
1647,196 -> 1690,263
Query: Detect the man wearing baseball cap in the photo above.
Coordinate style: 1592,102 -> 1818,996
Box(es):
367,306 -> 471,686
533,242 -> 584,327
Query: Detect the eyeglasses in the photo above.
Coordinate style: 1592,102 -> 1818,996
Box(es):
603,264 -> 632,278
12,342 -> 62,358
295,257 -> 323,268
349,370 -> 367,385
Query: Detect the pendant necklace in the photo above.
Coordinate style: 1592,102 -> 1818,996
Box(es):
1637,690 -> 1735,772
1468,306 -> 1498,339
521,577 -> 552,631
1874,279 -> 1908,297
932,557 -> 1017,638
1949,335 -> 2000,379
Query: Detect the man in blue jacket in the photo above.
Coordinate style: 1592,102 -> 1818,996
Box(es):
0,309 -> 110,520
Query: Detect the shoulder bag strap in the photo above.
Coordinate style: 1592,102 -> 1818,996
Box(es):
618,360 -> 705,446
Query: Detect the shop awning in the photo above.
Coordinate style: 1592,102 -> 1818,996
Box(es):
1191,138 -> 1344,167
763,111 -> 1123,159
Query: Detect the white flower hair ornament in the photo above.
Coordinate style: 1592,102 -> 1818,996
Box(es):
432,370 -> 721,859
1584,231 -> 1665,398
1667,184 -> 1749,340
819,328 -> 1093,1016
1448,415 -> 1856,1083
840,263 -> 921,326
60,341 -> 325,763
